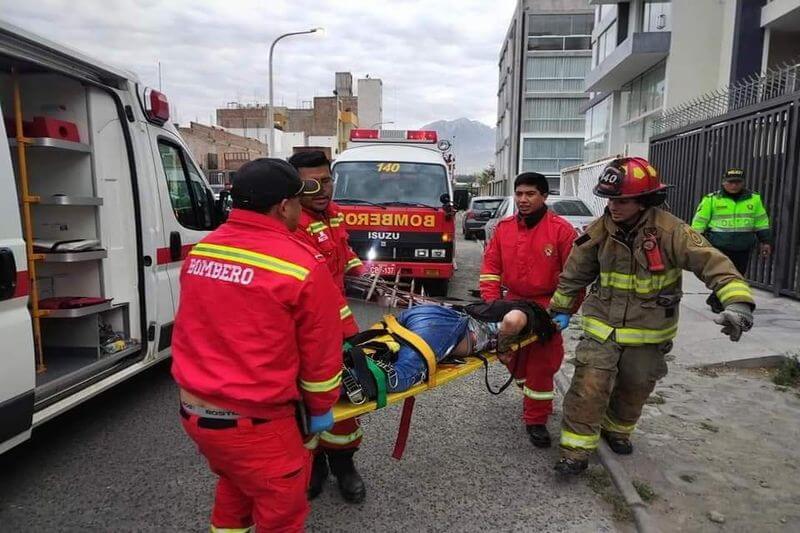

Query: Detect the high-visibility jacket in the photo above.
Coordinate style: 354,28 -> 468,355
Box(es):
171,208 -> 346,418
479,209 -> 578,308
691,190 -> 771,252
549,207 -> 755,345
295,201 -> 363,336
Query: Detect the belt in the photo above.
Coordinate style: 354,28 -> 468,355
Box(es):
179,405 -> 270,429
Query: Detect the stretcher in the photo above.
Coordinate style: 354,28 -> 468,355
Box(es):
332,335 -> 537,422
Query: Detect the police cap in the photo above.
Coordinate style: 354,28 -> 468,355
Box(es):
231,158 -> 316,210
723,168 -> 745,182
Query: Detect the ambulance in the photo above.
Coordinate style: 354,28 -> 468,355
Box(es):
0,21 -> 223,454
332,129 -> 455,295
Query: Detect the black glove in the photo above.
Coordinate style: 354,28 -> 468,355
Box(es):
713,302 -> 753,342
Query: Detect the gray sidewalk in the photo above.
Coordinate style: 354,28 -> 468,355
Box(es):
674,274 -> 800,367
558,274 -> 800,532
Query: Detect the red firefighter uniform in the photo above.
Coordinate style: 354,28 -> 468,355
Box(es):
172,208 -> 346,532
480,210 -> 579,425
295,201 -> 364,450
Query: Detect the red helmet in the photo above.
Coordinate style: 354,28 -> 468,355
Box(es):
593,157 -> 669,199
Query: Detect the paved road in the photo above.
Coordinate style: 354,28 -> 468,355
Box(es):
0,231 -> 617,532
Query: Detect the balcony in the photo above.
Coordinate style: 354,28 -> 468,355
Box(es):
584,32 -> 670,93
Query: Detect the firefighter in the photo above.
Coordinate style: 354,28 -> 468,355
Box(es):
479,172 -> 579,448
172,158 -> 346,531
548,157 -> 756,475
691,168 -> 772,313
288,150 -> 366,504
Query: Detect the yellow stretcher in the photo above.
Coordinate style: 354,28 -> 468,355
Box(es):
332,335 -> 537,422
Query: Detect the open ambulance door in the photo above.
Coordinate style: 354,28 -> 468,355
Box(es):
148,127 -> 218,353
0,108 -> 36,454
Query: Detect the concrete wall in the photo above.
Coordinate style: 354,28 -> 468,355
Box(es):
664,0 -> 731,109
357,78 -> 382,128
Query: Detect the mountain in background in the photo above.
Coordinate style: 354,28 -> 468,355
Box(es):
420,118 -> 495,174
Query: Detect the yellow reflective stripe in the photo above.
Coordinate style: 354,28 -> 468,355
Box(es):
304,435 -> 320,450
345,257 -> 363,271
329,215 -> 344,227
210,526 -> 253,533
716,280 -> 753,305
320,427 -> 364,445
307,221 -> 328,234
614,324 -> 678,344
340,305 -> 353,320
583,317 -> 678,345
600,269 -> 681,294
551,290 -> 575,309
582,316 -> 614,342
560,430 -> 599,450
480,274 -> 501,282
523,386 -> 554,400
602,415 -> 636,434
191,243 -> 309,281
300,370 -> 343,393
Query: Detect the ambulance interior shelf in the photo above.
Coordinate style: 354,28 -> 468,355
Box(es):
4,68 -> 137,390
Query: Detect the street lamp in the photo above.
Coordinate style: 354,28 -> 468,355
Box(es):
268,27 -> 324,156
370,121 -> 394,128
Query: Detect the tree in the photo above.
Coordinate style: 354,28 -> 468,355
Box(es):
475,163 -> 495,188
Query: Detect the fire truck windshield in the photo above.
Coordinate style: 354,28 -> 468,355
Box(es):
333,162 -> 448,208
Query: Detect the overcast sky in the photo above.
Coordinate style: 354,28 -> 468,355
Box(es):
4,0 -> 518,129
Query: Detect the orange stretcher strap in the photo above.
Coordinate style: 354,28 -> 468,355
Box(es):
383,314 -> 438,387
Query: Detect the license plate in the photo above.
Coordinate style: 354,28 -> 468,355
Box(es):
369,264 -> 396,276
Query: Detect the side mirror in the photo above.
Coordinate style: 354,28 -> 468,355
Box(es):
215,190 -> 231,225
440,193 -> 455,218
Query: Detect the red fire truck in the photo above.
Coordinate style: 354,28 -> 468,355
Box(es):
332,129 -> 455,296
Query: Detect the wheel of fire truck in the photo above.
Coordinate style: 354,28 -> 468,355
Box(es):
422,279 -> 449,297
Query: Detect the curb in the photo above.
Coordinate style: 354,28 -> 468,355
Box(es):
554,371 -> 662,533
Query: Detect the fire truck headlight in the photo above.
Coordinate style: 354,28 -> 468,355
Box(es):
414,249 -> 429,258
431,249 -> 446,258
367,248 -> 377,261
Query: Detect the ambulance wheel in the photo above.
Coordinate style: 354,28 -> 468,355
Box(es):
423,279 -> 449,297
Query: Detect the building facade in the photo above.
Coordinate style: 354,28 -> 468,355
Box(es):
494,0 -> 594,195
582,0 -> 800,163
177,122 -> 267,172
357,77 -> 383,129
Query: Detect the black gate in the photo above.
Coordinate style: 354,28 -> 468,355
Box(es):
649,93 -> 800,299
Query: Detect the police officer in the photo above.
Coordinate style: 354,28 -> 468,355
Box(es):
479,172 -> 579,448
288,150 -> 366,503
172,158 -> 346,531
691,168 -> 772,312
548,157 -> 756,475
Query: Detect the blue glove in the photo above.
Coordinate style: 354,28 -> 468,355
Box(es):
552,313 -> 571,331
308,409 -> 334,433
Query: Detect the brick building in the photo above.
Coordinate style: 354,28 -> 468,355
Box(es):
177,122 -> 267,172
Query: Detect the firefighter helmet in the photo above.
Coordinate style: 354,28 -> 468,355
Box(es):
593,157 -> 669,199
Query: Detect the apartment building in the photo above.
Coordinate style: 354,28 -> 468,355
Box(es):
582,0 -> 800,162
494,0 -> 594,195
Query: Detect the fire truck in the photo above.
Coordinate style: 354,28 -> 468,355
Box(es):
332,129 -> 455,296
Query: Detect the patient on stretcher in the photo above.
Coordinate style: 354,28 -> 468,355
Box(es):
343,300 -> 555,398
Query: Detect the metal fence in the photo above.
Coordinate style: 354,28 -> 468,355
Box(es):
652,59 -> 800,135
649,93 -> 800,299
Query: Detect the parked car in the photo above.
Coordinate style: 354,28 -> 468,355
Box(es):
462,195 -> 505,240
483,195 -> 595,242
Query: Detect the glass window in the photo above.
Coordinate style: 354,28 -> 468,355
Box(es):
530,14 -> 593,37
528,37 -> 564,51
525,56 -> 591,93
521,138 -> 584,175
333,162 -> 448,207
158,141 -> 215,230
643,1 -> 672,32
550,199 -> 593,216
523,97 -> 585,134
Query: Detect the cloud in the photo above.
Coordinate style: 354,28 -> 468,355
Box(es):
3,0 -> 516,128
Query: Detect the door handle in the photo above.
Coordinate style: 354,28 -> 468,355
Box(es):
0,248 -> 17,301
169,231 -> 182,262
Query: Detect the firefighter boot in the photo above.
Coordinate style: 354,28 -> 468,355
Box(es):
601,430 -> 633,455
327,449 -> 366,503
526,424 -> 552,448
308,452 -> 329,500
554,458 -> 588,476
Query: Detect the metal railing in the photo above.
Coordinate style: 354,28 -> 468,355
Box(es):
652,59 -> 800,135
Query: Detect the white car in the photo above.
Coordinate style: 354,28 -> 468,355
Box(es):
483,196 -> 595,242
